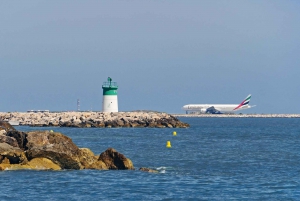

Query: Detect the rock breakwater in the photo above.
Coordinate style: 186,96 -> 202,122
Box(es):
0,111 -> 189,128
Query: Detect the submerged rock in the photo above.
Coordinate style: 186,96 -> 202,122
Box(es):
139,167 -> 159,173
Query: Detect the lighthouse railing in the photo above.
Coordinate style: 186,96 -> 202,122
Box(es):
102,82 -> 118,88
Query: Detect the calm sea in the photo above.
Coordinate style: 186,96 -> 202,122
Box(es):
1,118 -> 299,200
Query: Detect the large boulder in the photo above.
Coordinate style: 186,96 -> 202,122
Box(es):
79,148 -> 108,170
99,148 -> 134,170
0,130 -> 135,171
25,131 -> 83,169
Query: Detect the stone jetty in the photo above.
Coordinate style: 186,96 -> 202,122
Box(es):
0,121 -> 134,171
0,111 -> 189,128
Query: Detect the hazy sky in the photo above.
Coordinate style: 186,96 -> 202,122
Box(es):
1,1 -> 300,114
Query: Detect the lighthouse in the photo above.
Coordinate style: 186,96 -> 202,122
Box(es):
102,77 -> 118,112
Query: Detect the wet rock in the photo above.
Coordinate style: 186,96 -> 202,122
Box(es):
0,158 -> 61,171
139,167 -> 159,173
79,148 -> 108,170
156,124 -> 166,128
27,158 -> 61,170
99,148 -> 134,170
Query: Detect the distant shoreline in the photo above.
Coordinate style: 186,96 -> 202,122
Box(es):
173,114 -> 300,118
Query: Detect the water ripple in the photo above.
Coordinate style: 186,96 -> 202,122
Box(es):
1,118 -> 299,200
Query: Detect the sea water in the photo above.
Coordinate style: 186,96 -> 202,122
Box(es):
0,118 -> 299,200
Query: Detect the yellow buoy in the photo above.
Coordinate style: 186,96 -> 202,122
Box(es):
173,131 -> 177,136
50,130 -> 54,133
166,141 -> 172,148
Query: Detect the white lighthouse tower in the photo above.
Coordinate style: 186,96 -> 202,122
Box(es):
102,77 -> 118,112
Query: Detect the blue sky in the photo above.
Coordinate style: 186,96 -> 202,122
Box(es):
1,1 -> 299,114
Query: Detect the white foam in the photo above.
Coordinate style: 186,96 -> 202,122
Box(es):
156,166 -> 167,170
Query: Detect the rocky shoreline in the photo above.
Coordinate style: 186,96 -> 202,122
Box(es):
0,111 -> 189,128
0,121 -> 134,171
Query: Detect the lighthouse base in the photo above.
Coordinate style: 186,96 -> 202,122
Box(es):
102,95 -> 118,112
